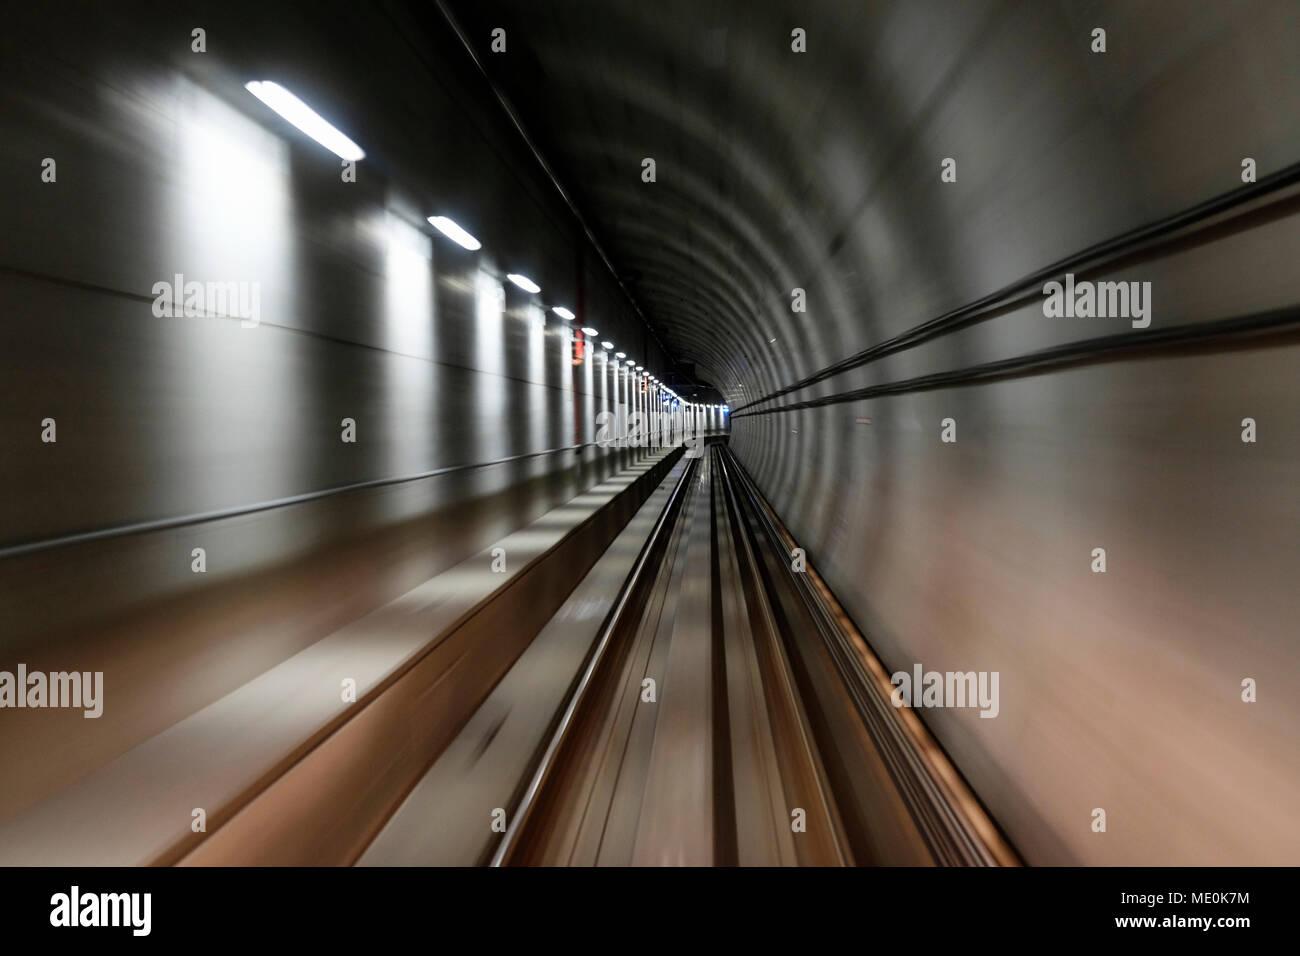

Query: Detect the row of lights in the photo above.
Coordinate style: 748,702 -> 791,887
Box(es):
242,79 -> 727,415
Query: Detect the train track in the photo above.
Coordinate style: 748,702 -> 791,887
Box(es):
365,440 -> 1019,866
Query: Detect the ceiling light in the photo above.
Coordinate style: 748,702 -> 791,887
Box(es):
507,273 -> 540,294
427,216 -> 480,251
601,341 -> 613,349
581,326 -> 598,336
245,81 -> 365,161
552,306 -> 575,320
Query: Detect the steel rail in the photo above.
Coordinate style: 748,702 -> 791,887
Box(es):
718,442 -> 1021,865
488,452 -> 697,865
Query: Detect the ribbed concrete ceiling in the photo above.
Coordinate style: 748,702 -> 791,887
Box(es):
442,0 -> 900,404
440,1 -> 1300,416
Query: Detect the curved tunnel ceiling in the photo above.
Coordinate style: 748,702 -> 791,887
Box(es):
443,0 -> 893,403
440,0 -> 1300,414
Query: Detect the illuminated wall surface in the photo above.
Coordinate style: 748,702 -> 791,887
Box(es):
0,0 -> 1297,867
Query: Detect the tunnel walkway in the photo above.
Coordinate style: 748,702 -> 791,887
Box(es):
0,438 -> 1016,867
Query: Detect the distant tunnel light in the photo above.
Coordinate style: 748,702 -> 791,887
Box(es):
427,216 -> 481,250
507,273 -> 541,294
600,340 -> 613,350
552,306 -> 575,320
581,326 -> 598,336
244,81 -> 365,161
615,351 -> 626,358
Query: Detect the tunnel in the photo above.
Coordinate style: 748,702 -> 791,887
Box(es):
1,0 -> 1298,887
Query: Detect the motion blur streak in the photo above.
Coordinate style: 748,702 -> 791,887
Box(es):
0,0 -> 1297,866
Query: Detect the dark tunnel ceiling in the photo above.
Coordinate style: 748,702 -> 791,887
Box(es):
441,0 -> 874,403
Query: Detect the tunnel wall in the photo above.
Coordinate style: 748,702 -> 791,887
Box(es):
0,0 -> 672,817
726,1 -> 1300,864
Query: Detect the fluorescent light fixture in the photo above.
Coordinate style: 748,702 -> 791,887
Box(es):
427,216 -> 480,251
552,306 -> 575,320
615,351 -> 626,359
245,81 -> 365,161
600,341 -> 613,349
634,364 -> 642,370
581,326 -> 598,336
507,273 -> 541,294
